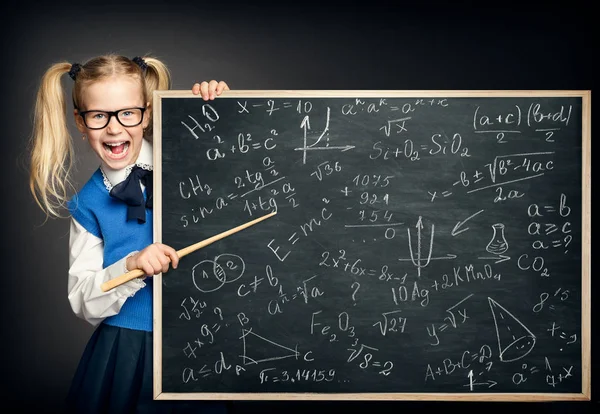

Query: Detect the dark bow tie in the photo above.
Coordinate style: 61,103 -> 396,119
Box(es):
109,165 -> 153,223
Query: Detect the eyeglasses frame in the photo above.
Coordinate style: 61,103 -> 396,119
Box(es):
78,107 -> 147,130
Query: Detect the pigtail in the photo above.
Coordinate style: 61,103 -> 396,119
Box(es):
140,56 -> 172,138
29,62 -> 76,220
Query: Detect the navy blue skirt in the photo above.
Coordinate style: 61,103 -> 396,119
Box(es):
66,323 -> 231,414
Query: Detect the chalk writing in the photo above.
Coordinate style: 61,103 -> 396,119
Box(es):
158,94 -> 587,397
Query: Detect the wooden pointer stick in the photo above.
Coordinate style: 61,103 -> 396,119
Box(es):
100,211 -> 277,292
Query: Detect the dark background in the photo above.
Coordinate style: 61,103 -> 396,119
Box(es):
1,0 -> 594,412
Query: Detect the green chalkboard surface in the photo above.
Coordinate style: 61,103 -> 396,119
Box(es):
152,91 -> 591,401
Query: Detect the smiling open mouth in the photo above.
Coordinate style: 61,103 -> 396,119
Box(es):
103,141 -> 130,157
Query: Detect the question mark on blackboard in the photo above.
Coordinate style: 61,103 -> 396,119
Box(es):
351,282 -> 360,305
564,235 -> 572,253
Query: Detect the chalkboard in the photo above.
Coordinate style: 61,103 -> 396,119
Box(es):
152,91 -> 591,401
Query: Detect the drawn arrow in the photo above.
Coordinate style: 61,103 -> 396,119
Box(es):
295,145 -> 355,152
451,209 -> 484,236
416,216 -> 423,266
472,380 -> 497,388
493,254 -> 510,264
464,379 -> 497,389
300,115 -> 311,132
300,116 -> 311,164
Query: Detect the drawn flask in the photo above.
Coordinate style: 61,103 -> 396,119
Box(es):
486,223 -> 508,255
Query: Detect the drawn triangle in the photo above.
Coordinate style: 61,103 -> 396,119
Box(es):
240,328 -> 299,365
488,297 -> 536,362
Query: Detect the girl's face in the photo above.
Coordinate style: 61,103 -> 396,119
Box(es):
75,75 -> 149,171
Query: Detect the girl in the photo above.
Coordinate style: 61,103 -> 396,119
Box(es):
29,54 -> 230,413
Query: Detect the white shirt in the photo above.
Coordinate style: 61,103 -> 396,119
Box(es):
67,138 -> 153,327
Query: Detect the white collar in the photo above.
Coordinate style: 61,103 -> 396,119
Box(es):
100,138 -> 153,191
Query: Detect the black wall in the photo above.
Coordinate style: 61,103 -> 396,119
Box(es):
2,0 -> 594,412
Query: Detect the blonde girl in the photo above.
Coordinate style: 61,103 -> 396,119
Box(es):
29,53 -> 230,413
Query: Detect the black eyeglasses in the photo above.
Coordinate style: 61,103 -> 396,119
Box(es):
78,107 -> 146,130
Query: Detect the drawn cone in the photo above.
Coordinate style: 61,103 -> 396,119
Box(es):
488,297 -> 536,362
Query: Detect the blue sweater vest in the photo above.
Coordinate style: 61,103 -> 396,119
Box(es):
68,168 -> 154,331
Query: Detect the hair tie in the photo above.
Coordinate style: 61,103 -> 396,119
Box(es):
132,56 -> 148,71
68,63 -> 82,81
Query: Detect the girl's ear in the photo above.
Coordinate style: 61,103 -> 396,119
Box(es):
74,109 -> 86,133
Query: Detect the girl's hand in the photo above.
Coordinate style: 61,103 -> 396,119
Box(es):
192,80 -> 230,100
126,243 -> 179,276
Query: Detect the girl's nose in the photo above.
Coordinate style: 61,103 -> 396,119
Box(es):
106,115 -> 123,134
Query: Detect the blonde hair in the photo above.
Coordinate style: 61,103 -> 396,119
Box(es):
29,54 -> 171,220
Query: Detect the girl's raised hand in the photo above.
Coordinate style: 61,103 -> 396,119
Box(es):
192,80 -> 230,100
126,243 -> 179,276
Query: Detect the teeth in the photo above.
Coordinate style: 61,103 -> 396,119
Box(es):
103,141 -> 130,157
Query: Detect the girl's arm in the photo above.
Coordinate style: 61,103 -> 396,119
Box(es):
67,218 -> 145,326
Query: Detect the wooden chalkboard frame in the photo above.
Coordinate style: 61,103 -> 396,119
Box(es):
152,90 -> 591,402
